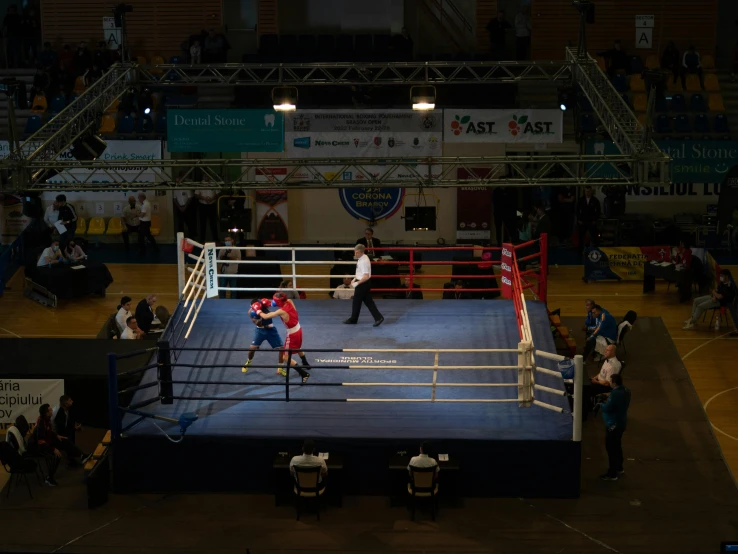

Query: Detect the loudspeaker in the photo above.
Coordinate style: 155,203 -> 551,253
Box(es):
22,193 -> 42,218
404,207 -> 436,231
71,133 -> 107,161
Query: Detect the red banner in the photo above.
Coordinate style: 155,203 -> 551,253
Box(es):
501,243 -> 513,299
456,171 -> 493,243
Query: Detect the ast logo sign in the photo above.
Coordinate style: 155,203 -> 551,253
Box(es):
444,110 -> 563,143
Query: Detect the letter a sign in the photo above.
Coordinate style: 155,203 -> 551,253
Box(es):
635,15 -> 654,49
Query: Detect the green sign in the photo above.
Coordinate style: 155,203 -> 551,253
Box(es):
168,110 -> 284,153
585,139 -> 738,184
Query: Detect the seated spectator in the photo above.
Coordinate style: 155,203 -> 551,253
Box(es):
333,277 -> 355,300
116,296 -> 133,334
278,279 -> 300,300
598,40 -> 628,77
60,44 -> 75,74
681,44 -> 704,89
34,403 -> 87,484
533,203 -> 551,239
37,240 -> 63,266
583,304 -> 617,359
673,239 -> 692,269
683,269 -> 735,330
661,41 -> 680,84
204,29 -> 225,63
121,316 -> 141,340
32,63 -> 51,97
289,439 -> 327,490
5,415 -> 32,457
218,235 -> 242,299
356,227 -> 382,257
400,277 -> 423,299
121,195 -> 141,252
65,239 -> 86,261
135,294 -> 159,334
583,298 -> 598,336
190,39 -> 202,64
53,395 -> 87,460
443,279 -> 471,300
38,41 -> 58,71
408,441 -> 439,477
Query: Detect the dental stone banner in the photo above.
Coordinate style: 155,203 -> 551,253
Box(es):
285,110 -> 442,158
167,110 -> 284,153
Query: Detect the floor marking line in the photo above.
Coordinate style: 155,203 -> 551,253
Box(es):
0,327 -> 21,338
681,332 -> 733,361
703,387 -> 738,442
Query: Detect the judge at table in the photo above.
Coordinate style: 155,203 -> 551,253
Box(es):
37,240 -> 64,266
65,240 -> 87,262
356,227 -> 382,257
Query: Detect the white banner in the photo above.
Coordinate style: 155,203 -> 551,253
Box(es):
255,164 -> 441,183
443,110 -> 563,143
204,243 -> 219,298
285,110 -> 442,158
0,379 -> 64,431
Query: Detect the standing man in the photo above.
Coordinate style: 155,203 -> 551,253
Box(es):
218,235 -> 242,299
344,244 -> 384,327
577,186 -> 601,255
486,10 -> 512,61
195,187 -> 219,242
137,192 -> 158,255
242,298 -> 284,373
597,373 -> 631,481
173,188 -> 197,238
121,195 -> 140,252
514,5 -> 532,60
56,194 -> 78,251
43,199 -> 59,238
257,292 -> 312,383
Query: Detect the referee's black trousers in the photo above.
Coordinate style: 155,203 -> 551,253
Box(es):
349,280 -> 382,322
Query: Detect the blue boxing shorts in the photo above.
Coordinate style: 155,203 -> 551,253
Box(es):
251,326 -> 283,349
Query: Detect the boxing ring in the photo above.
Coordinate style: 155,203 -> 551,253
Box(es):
108,234 -> 583,497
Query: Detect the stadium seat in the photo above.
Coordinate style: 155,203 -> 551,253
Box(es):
674,114 -> 691,134
279,34 -> 299,61
714,113 -> 730,133
136,56 -> 147,65
690,93 -> 707,112
169,56 -> 181,64
708,93 -> 725,112
73,76 -> 86,95
105,98 -> 120,113
685,74 -> 702,92
149,55 -> 164,75
259,34 -> 279,60
297,35 -> 317,61
135,114 -> 153,133
77,217 -> 87,234
87,217 -> 106,236
702,54 -> 716,72
704,73 -> 720,92
595,56 -> 607,72
580,114 -> 596,133
30,95 -> 47,114
155,113 -> 167,135
628,56 -> 643,75
655,114 -> 672,134
374,34 -> 391,60
98,114 -> 116,134
670,94 -> 686,112
48,94 -> 66,114
24,115 -> 41,134
667,78 -> 683,93
611,74 -> 627,92
150,215 -> 161,236
694,113 -> 710,133
633,93 -> 648,112
118,115 -> 135,134
106,217 -> 123,236
355,34 -> 373,60
630,74 -> 646,92
645,54 -> 659,70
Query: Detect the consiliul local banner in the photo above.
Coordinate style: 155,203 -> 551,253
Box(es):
443,109 -> 564,143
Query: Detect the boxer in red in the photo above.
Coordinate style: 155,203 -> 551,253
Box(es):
257,292 -> 311,383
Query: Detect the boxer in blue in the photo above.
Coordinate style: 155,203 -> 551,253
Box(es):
242,298 -> 284,373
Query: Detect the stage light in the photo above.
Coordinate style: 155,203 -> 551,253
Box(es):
144,107 -> 151,114
272,86 -> 297,111
560,103 -> 567,111
558,86 -> 577,111
411,85 -> 436,111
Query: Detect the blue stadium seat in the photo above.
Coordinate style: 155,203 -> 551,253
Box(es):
714,113 -> 730,134
690,93 -> 707,112
670,94 -> 686,112
580,114 -> 596,133
693,113 -> 710,133
48,94 -> 66,114
135,114 -> 153,133
118,114 -> 135,134
169,56 -> 181,64
628,56 -> 643,75
655,114 -> 672,134
24,115 -> 42,134
611,74 -> 627,92
155,114 -> 167,135
674,114 -> 691,134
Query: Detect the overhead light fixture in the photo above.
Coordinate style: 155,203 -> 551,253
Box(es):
144,107 -> 151,114
558,86 -> 577,112
411,85 -> 436,111
71,131 -> 108,161
272,86 -> 297,111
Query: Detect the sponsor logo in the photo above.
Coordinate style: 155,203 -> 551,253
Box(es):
263,114 -> 275,127
501,262 -> 512,272
588,250 -> 602,263
342,171 -> 353,180
207,247 -> 216,290
502,247 -> 512,258
373,137 -> 382,147
420,114 -> 437,130
388,137 -> 395,148
354,138 -> 360,147
451,114 -> 497,136
292,114 -> 311,132
315,140 -> 350,147
502,276 -> 512,286
507,114 -> 556,137
293,137 -> 311,149
413,137 -> 419,146
459,222 -> 466,229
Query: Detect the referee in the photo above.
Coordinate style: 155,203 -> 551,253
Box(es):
344,244 -> 384,327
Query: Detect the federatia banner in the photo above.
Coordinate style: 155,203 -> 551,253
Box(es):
584,246 -> 672,281
256,190 -> 289,244
0,379 -> 64,431
285,110 -> 442,158
444,109 -> 563,143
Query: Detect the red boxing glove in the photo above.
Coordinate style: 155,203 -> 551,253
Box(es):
251,301 -> 262,313
261,297 -> 271,308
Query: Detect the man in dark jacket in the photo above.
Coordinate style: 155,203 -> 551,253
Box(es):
597,373 -> 631,481
577,186 -> 601,255
135,294 -> 158,333
56,194 -> 78,251
399,277 -> 424,299
53,394 -> 82,446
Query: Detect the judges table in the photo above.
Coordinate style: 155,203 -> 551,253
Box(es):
388,453 -> 461,506
272,452 -> 344,507
30,260 -> 113,299
643,261 -> 687,294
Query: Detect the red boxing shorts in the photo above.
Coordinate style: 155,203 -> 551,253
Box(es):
284,328 -> 303,352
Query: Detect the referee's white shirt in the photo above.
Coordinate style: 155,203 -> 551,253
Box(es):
355,254 -> 371,282
408,453 -> 439,474
139,199 -> 152,223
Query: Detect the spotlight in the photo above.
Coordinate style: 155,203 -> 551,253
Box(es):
560,103 -> 568,111
558,86 -> 577,111
411,85 -> 436,111
272,86 -> 297,111
144,107 -> 151,115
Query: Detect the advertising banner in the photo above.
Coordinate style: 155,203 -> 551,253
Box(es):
339,188 -> 405,223
501,244 -> 513,299
0,193 -> 30,245
168,110 -> 284,153
586,139 -> 738,187
0,379 -> 64,431
444,109 -> 563,143
456,185 -> 493,242
584,246 -> 672,281
285,110 -> 442,158
256,190 -> 289,244
204,243 -> 219,298
255,164 -> 441,184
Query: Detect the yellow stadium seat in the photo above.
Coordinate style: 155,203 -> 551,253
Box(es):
30,95 -> 47,114
76,217 -> 87,234
105,98 -> 120,114
136,56 -> 147,65
645,55 -> 659,70
685,74 -> 702,92
87,217 -> 106,236
595,56 -> 606,72
73,76 -> 86,95
630,75 -> 646,92
106,217 -> 123,235
633,93 -> 648,112
99,114 -> 116,134
150,55 -> 165,75
150,215 -> 161,236
709,93 -> 726,112
667,78 -> 683,93
704,73 -> 720,92
702,54 -> 716,72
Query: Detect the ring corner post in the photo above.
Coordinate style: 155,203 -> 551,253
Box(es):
518,340 -> 533,408
107,353 -> 121,446
158,340 -> 173,405
177,232 -> 185,302
540,233 -> 548,303
573,354 -> 584,442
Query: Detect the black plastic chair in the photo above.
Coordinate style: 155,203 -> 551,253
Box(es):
407,465 -> 439,521
293,465 -> 325,520
0,442 -> 38,499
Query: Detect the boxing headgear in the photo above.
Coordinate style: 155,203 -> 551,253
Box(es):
272,292 -> 288,308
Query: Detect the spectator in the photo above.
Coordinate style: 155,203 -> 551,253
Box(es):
514,5 -> 532,60
53,395 -> 86,454
64,239 -> 86,261
43,199 -> 59,233
37,240 -> 63,266
673,239 -> 692,269
683,269 -> 735,330
392,27 -> 413,60
5,415 -> 32,458
195,187 -> 219,242
32,63 -> 51,97
400,277 -> 423,299
93,41 -> 111,70
88,63 -> 103,83
21,6 -> 40,66
492,186 -> 518,245
35,403 -> 86,482
38,41 -> 58,71
121,316 -> 141,340
532,203 -> 551,240
556,186 -> 576,243
218,235 -> 242,299
56,194 -> 78,251
204,29 -> 225,63
681,44 -> 704,89
486,10 -> 512,61
277,279 -> 299,300
333,277 -> 355,300
588,344 -> 622,398
597,373 -> 631,481
60,44 -> 75,74
583,298 -> 598,336
443,279 -> 471,300
408,441 -> 439,477
135,294 -> 158,334
518,209 -> 536,241
576,186 -> 601,255
121,195 -> 141,252
661,41 -> 680,85
583,304 -> 617,359
137,192 -> 158,256
598,40 -> 628,77
75,41 -> 92,76
116,295 -> 134,334
289,439 -> 327,490
173,186 -> 197,237
3,5 -> 23,68
356,227 -> 382,257
190,39 -> 202,64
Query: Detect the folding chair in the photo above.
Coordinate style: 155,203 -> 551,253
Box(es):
0,442 -> 38,499
292,465 -> 325,520
407,465 -> 439,521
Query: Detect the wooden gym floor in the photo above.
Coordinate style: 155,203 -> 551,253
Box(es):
1,262 -> 737,482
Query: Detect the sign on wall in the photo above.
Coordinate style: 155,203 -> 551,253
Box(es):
339,188 -> 405,223
443,110 -> 563,143
456,185 -> 492,241
285,110 -> 442,158
256,190 -> 289,244
584,246 -> 672,281
0,379 -> 64,430
168,110 -> 284,153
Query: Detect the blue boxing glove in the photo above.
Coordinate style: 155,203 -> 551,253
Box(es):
249,310 -> 259,319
